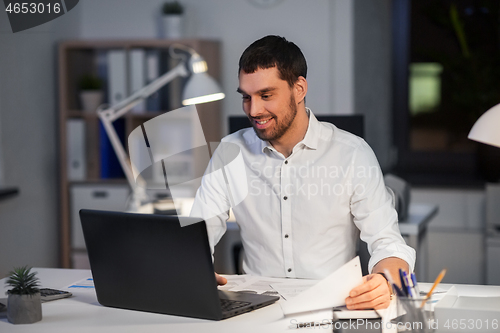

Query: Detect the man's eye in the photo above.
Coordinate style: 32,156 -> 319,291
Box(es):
242,95 -> 250,101
262,95 -> 270,99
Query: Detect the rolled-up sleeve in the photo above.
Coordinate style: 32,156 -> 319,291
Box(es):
349,141 -> 416,273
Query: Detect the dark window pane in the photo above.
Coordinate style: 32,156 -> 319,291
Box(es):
409,0 -> 500,153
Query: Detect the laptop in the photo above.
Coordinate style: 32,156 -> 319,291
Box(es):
79,209 -> 279,320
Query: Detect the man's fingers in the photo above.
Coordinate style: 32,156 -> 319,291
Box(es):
347,296 -> 391,310
346,288 -> 387,309
346,274 -> 391,310
346,293 -> 390,310
349,274 -> 384,297
215,272 -> 227,286
347,289 -> 379,305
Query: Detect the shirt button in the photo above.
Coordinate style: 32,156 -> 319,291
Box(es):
284,234 -> 289,238
288,268 -> 292,272
283,196 -> 288,200
285,160 -> 288,164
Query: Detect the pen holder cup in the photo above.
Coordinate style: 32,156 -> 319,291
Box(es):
395,297 -> 434,333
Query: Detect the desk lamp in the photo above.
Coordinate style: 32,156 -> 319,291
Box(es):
468,103 -> 500,148
97,44 -> 224,211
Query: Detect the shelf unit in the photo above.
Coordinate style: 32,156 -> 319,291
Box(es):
58,39 -> 222,268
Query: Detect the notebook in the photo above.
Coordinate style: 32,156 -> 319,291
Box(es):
79,209 -> 279,320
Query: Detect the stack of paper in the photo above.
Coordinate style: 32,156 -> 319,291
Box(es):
224,256 -> 385,321
277,256 -> 364,315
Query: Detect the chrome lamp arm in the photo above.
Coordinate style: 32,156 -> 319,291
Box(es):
97,62 -> 189,194
96,44 -> 224,212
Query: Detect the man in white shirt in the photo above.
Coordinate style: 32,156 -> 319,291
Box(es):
191,35 -> 415,310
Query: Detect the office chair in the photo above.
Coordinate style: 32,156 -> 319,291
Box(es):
217,114 -> 372,275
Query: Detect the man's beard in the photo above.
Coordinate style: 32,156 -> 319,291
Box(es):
250,94 -> 298,142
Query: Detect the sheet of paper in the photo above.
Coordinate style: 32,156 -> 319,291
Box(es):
229,275 -> 318,301
66,277 -> 95,290
269,280 -> 319,300
217,274 -> 252,291
279,256 -> 363,315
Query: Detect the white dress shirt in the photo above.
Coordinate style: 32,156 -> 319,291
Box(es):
190,109 -> 416,279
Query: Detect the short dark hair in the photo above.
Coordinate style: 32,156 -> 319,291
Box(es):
238,35 -> 307,87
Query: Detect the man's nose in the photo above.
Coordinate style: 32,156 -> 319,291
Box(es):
248,99 -> 263,118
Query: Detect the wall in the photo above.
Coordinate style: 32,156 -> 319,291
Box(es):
77,0 -> 393,167
412,188 -> 485,284
78,0 -> 332,133
330,0 -> 354,116
354,0 -> 394,170
0,5 -> 81,277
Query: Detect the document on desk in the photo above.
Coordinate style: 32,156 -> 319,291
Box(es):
229,276 -> 318,300
217,274 -> 254,291
267,279 -> 319,300
278,256 -> 363,315
66,277 -> 95,290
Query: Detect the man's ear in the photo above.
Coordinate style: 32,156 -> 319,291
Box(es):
294,76 -> 308,104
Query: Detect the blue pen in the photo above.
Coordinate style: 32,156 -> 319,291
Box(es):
399,269 -> 408,297
383,269 -> 406,297
411,273 -> 421,296
403,271 -> 415,298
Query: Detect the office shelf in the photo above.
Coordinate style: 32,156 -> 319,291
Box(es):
58,39 -> 222,268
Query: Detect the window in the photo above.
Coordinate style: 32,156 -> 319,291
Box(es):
392,0 -> 500,184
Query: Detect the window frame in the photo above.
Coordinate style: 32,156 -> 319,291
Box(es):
391,0 -> 482,186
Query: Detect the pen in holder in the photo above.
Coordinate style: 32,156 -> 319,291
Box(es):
395,296 -> 435,333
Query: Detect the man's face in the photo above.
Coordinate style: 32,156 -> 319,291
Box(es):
238,67 -> 298,142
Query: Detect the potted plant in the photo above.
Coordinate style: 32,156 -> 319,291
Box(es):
79,74 -> 104,113
5,266 -> 42,324
162,1 -> 184,39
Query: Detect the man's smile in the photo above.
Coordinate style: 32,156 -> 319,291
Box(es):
252,117 -> 275,129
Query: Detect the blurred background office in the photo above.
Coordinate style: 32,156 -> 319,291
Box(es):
0,0 -> 499,285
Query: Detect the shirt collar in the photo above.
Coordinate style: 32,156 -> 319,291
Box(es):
301,108 -> 320,150
260,107 -> 320,153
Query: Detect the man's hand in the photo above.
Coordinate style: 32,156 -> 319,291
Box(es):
215,272 -> 227,286
345,274 -> 391,310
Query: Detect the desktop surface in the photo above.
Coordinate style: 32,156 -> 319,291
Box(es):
0,268 -> 285,333
1,268 -> 500,333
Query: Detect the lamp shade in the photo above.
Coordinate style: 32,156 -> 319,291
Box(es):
181,53 -> 225,105
468,103 -> 500,148
182,72 -> 225,105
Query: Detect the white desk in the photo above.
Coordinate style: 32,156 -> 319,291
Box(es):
0,268 -> 286,333
1,268 -> 499,333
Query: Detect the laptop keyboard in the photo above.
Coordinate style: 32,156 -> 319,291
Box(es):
220,298 -> 251,312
